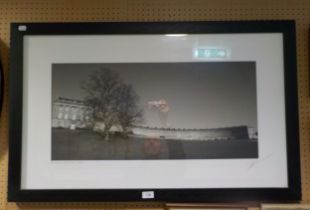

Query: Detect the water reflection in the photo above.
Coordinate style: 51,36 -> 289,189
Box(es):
143,136 -> 163,159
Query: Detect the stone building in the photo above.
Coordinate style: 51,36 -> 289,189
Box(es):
52,97 -> 93,129
130,125 -> 253,141
52,97 -> 257,141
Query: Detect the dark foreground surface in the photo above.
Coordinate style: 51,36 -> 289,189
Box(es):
52,128 -> 258,160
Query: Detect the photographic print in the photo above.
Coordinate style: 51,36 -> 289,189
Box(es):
52,62 -> 258,160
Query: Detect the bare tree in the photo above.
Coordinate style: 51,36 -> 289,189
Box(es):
114,84 -> 143,134
82,68 -> 142,140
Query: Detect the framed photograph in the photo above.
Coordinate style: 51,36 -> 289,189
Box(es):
8,21 -> 300,202
262,204 -> 310,210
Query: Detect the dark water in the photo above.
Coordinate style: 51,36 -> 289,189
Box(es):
52,129 -> 258,160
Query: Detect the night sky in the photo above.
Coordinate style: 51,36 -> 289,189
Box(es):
52,62 -> 257,129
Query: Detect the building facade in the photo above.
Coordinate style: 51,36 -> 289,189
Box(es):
130,125 -> 252,141
52,97 -> 257,141
52,97 -> 93,129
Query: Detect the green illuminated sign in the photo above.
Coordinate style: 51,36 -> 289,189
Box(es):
195,48 -> 228,59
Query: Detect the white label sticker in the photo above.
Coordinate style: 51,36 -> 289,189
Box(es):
142,191 -> 154,199
18,25 -> 27,31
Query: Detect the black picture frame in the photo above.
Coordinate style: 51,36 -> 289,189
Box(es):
0,54 -> 3,116
8,21 -> 301,202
